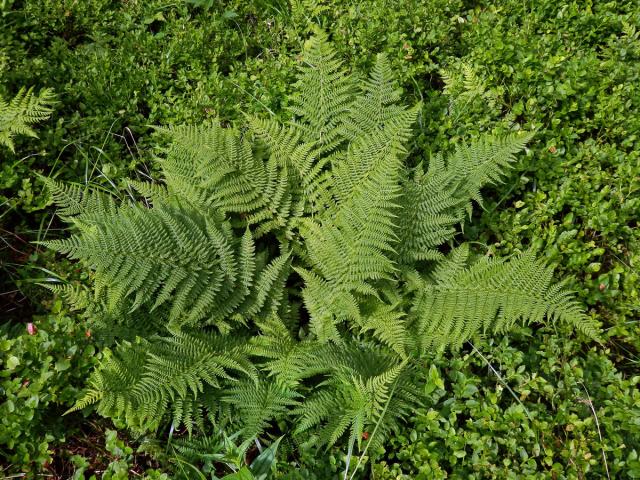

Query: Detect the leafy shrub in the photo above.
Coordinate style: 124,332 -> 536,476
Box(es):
41,34 -> 594,474
371,328 -> 640,478
0,308 -> 97,470
0,0 -> 460,215
70,430 -> 169,480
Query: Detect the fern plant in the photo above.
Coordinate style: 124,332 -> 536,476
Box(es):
0,77 -> 55,151
42,31 -> 597,461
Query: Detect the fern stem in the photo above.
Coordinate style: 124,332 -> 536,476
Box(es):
348,377 -> 400,480
343,435 -> 355,480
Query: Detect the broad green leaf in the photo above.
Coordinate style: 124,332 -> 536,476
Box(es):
250,436 -> 283,480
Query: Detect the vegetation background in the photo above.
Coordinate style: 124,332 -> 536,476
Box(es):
0,0 -> 638,478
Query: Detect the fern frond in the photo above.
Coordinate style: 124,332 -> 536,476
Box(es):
302,105 -> 418,293
289,29 -> 356,154
42,202 -> 258,327
293,348 -> 418,450
397,132 -> 533,262
357,301 -> 409,358
128,179 -> 170,205
0,86 -> 55,151
40,176 -> 119,227
235,251 -> 290,321
170,428 -> 245,465
247,115 -> 332,215
73,331 -> 254,433
411,248 -> 599,351
340,53 -> 407,141
158,123 -> 300,238
42,281 -> 167,344
224,379 -> 300,441
295,267 -> 359,343
250,315 -> 313,387
442,62 -> 501,113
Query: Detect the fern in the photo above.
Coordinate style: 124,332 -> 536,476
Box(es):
0,86 -> 55,151
293,343 -> 419,452
43,31 -> 598,461
289,28 -> 356,154
70,330 -> 256,434
397,132 -> 533,262
224,380 -> 300,442
42,200 -> 289,329
40,282 -> 164,343
441,61 -> 502,113
39,176 -> 119,227
169,428 -> 246,468
408,245 -> 597,351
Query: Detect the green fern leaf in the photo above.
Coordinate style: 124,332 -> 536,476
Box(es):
0,86 -> 55,151
411,248 -> 599,351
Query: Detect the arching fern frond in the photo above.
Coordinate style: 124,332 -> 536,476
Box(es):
356,300 -> 409,358
250,315 -> 314,387
40,176 -> 119,227
224,379 -> 301,443
340,53 -> 407,141
247,115 -> 333,215
397,132 -> 533,263
410,247 -> 599,352
42,282 -> 167,344
293,347 -> 418,451
157,123 -> 297,238
289,29 -> 356,154
70,330 -> 255,434
128,179 -> 170,206
301,105 -> 419,293
42,202 -> 267,328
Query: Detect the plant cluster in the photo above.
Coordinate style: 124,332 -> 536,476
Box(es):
0,309 -> 97,468
440,1 -> 640,352
1,0 -> 638,477
42,34 -> 593,473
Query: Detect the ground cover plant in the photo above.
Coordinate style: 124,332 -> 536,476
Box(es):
0,0 -> 638,478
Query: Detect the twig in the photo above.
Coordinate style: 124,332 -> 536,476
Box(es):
578,382 -> 611,480
468,341 -> 533,422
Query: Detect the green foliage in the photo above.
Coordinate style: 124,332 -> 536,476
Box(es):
439,0 -> 640,352
43,35 -> 590,466
371,328 -> 640,479
410,246 -> 596,350
0,309 -> 97,471
211,436 -> 281,480
398,133 -> 532,262
70,429 -> 169,480
0,0 -> 460,214
2,0 -> 638,477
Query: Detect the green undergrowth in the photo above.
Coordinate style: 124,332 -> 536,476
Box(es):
0,0 -> 638,477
